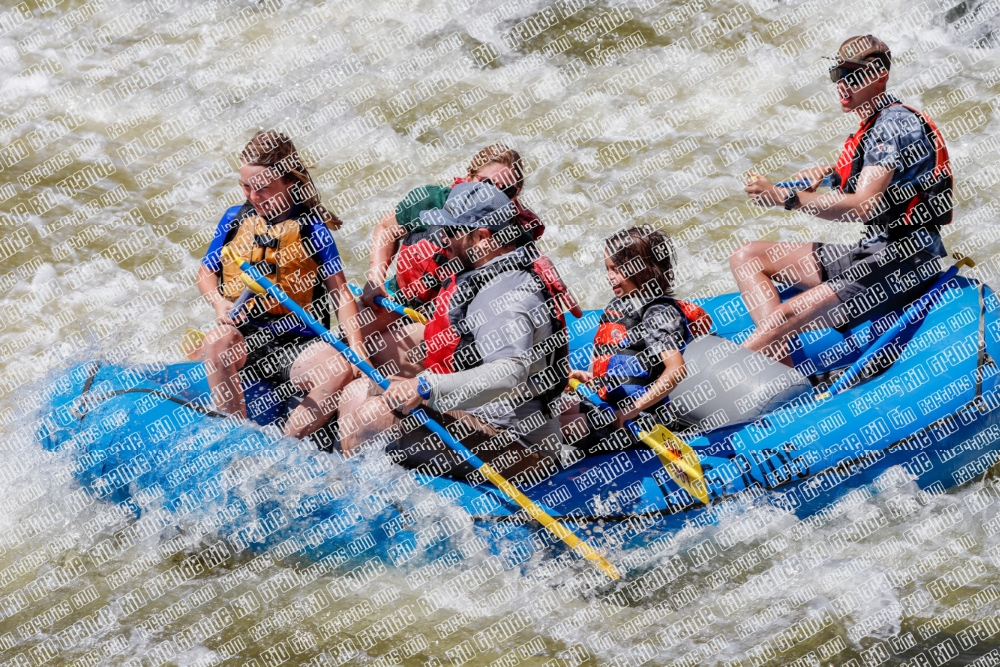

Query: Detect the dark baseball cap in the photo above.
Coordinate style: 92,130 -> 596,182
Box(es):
418,181 -> 516,230
830,35 -> 891,68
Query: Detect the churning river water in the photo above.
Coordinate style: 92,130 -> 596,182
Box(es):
2,0 -> 1000,665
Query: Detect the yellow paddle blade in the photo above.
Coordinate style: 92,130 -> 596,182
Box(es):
402,306 -> 428,325
180,328 -> 205,361
479,463 -> 621,581
637,425 -> 710,504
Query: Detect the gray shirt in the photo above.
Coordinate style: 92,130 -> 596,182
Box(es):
421,255 -> 563,455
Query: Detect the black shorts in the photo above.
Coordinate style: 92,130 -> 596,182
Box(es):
336,381 -> 550,482
814,227 -> 946,332
238,322 -> 316,386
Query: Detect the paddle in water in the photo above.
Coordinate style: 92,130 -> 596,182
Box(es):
222,247 -> 621,581
569,379 -> 709,504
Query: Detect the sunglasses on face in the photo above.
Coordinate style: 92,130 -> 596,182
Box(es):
477,176 -> 519,199
442,225 -> 474,239
829,60 -> 885,88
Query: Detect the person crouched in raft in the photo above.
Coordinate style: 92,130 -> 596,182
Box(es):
561,227 -> 712,451
197,130 -> 367,438
359,143 -> 581,377
340,182 -> 569,481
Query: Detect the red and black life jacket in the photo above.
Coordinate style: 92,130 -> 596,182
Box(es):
394,226 -> 456,306
834,100 -> 953,229
592,296 -> 711,409
423,246 -> 569,415
395,180 -> 549,308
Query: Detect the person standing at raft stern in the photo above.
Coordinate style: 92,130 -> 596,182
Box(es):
340,182 -> 569,482
736,35 -> 953,365
197,131 -> 367,438
561,228 -> 712,449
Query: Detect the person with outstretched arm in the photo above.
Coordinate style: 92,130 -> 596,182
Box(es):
340,182 -> 570,482
734,35 -> 953,365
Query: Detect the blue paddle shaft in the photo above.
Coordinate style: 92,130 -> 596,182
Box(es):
227,289 -> 253,321
238,262 -> 489,470
375,296 -> 408,318
346,283 -> 410,319
824,265 -> 959,397
774,175 -> 833,190
572,380 -> 645,438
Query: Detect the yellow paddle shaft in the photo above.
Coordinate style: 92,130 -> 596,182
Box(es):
479,463 -> 621,580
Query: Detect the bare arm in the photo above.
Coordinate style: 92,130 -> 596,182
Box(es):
362,210 -> 406,307
747,165 -> 894,224
325,270 -> 368,365
197,264 -> 232,322
618,349 -> 686,425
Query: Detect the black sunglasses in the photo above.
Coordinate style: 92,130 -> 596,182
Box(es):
441,225 -> 474,239
829,60 -> 885,88
478,177 -> 518,199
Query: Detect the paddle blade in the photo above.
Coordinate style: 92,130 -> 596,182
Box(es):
638,425 -> 709,504
479,463 -> 621,581
180,328 -> 205,361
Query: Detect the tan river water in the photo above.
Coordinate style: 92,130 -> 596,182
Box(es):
1,0 -> 1000,664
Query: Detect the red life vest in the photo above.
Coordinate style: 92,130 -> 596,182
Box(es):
592,296 -> 711,407
394,227 -> 455,306
423,247 -> 569,414
394,179 -> 555,308
834,101 -> 953,228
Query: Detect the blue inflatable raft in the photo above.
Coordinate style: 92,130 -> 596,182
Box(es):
37,276 -> 1000,565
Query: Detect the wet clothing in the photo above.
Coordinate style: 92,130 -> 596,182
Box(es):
238,324 -> 315,386
202,202 -> 343,338
389,182 -> 545,307
202,202 -> 342,385
388,406 -> 550,482
592,294 -> 690,412
833,95 -> 953,231
819,95 -> 950,331
419,248 -> 569,456
815,228 -> 946,331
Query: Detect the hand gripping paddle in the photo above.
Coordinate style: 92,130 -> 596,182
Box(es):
222,247 -> 620,580
570,379 -> 709,504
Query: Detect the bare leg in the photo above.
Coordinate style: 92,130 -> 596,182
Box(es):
729,241 -> 824,326
360,305 -> 425,378
284,340 -> 356,439
742,283 -> 842,366
339,388 -> 398,457
203,324 -> 247,417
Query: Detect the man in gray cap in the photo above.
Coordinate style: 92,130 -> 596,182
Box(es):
340,182 -> 569,482
735,35 -> 953,365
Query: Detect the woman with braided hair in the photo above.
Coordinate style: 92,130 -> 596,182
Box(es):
196,130 -> 366,438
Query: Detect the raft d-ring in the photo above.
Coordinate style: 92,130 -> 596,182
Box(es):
953,252 -> 975,269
